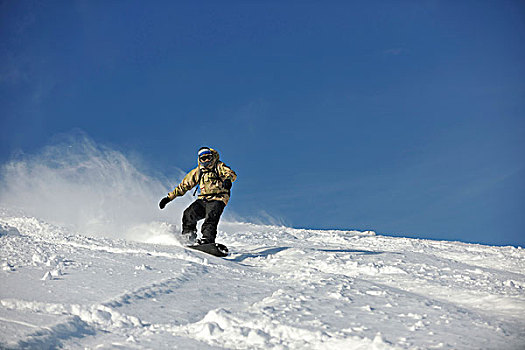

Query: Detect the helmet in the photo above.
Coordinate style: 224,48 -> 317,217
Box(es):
198,147 -> 213,167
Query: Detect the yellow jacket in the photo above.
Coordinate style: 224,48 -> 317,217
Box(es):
168,148 -> 237,205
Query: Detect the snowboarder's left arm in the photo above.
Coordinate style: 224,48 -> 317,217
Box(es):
218,162 -> 237,182
218,162 -> 236,190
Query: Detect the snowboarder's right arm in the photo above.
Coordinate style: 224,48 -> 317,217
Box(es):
159,168 -> 199,209
167,168 -> 199,200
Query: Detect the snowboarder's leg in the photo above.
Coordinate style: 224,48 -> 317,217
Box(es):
182,200 -> 206,242
200,200 -> 226,244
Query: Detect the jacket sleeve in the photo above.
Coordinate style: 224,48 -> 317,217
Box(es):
218,162 -> 237,182
168,168 -> 199,200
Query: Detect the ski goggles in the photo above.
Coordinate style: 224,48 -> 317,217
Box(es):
199,154 -> 213,162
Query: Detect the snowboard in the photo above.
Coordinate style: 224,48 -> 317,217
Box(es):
186,242 -> 229,257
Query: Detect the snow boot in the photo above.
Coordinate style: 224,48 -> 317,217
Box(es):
181,230 -> 197,245
196,237 -> 214,245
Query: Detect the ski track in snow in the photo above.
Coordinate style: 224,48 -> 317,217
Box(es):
1,213 -> 524,349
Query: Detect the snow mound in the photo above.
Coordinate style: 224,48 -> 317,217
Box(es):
0,223 -> 21,237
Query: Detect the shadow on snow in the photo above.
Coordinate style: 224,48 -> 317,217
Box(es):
315,248 -> 384,255
230,246 -> 385,262
230,247 -> 291,262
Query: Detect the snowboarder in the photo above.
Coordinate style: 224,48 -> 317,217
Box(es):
159,147 -> 237,246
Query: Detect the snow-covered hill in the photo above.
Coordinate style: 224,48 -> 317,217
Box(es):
0,139 -> 524,348
1,209 -> 524,349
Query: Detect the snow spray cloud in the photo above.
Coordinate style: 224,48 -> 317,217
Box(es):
0,132 -> 193,244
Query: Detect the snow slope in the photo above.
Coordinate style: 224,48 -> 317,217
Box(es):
1,210 -> 524,349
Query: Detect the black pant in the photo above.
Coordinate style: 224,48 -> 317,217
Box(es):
182,199 -> 226,243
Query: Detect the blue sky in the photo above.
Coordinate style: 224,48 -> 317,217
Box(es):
1,1 -> 524,246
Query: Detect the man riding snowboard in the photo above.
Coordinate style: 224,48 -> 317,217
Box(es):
159,147 -> 237,246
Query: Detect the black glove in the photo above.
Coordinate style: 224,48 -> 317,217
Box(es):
223,179 -> 232,190
159,196 -> 171,209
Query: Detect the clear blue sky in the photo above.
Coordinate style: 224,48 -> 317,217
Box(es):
1,1 -> 524,246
